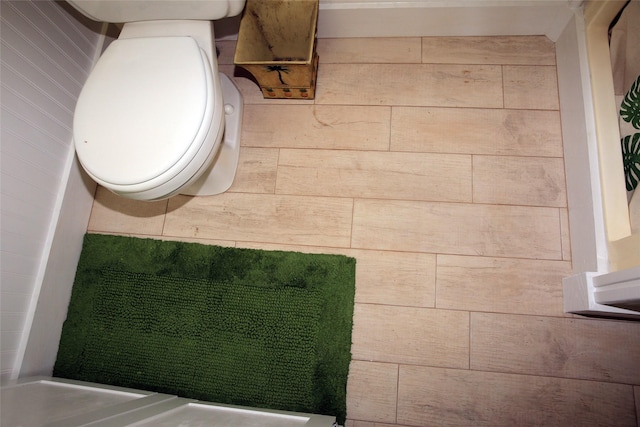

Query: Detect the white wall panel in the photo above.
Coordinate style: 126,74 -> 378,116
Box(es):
1,89 -> 73,143
2,5 -> 89,86
0,0 -> 100,381
0,290 -> 32,313
2,154 -> 64,195
2,48 -> 79,110
2,66 -> 75,117
2,112 -> 70,160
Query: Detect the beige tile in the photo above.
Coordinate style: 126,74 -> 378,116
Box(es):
397,365 -> 637,426
355,250 -> 436,307
163,193 -> 353,247
473,155 -> 567,207
82,37 -> 636,424
87,186 -> 167,235
317,37 -> 422,63
351,304 -> 469,368
471,313 -> 640,384
241,105 -> 391,151
390,107 -> 563,157
503,65 -> 559,110
422,36 -> 556,65
347,361 -> 398,424
276,149 -> 472,202
315,64 -> 503,108
560,208 -> 572,260
228,147 -> 278,194
352,199 -> 562,259
436,255 -> 571,316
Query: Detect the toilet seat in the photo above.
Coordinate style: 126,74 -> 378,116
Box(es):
74,36 -> 219,193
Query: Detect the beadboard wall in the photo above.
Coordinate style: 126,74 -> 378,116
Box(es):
0,0 -> 100,381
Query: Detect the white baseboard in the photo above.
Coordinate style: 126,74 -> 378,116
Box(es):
216,0 -> 578,41
18,155 -> 96,378
317,1 -> 576,41
14,24 -> 108,379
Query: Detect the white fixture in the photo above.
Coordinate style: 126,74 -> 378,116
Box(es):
68,1 -> 246,200
1,377 -> 336,426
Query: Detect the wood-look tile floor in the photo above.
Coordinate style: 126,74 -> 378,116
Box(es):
87,36 -> 640,426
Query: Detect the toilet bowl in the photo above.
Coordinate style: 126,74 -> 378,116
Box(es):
68,2 -> 246,201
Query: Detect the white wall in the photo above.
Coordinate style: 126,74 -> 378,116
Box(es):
556,12 -> 607,274
317,0 -> 578,41
0,0 -> 100,381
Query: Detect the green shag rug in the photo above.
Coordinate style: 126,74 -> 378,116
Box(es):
54,234 -> 355,423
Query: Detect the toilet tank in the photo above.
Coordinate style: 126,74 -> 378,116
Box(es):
66,0 -> 246,23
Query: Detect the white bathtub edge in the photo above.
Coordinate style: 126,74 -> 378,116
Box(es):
557,10 -> 609,274
563,271 -> 640,319
557,6 -> 640,318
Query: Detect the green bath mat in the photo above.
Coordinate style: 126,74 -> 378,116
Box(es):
54,234 -> 355,423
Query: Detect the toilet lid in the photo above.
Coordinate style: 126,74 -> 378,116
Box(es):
74,36 -> 212,186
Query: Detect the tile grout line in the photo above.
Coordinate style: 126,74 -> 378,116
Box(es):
160,199 -> 169,236
349,198 -> 355,249
396,363 -> 401,425
501,64 -> 506,109
274,147 -> 281,195
388,106 -> 393,152
468,310 -> 472,371
368,360 -> 640,388
433,253 -> 439,309
471,154 -> 475,204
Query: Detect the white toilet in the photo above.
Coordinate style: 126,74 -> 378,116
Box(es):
68,1 -> 246,200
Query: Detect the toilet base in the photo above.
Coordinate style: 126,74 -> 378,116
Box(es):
181,73 -> 243,196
